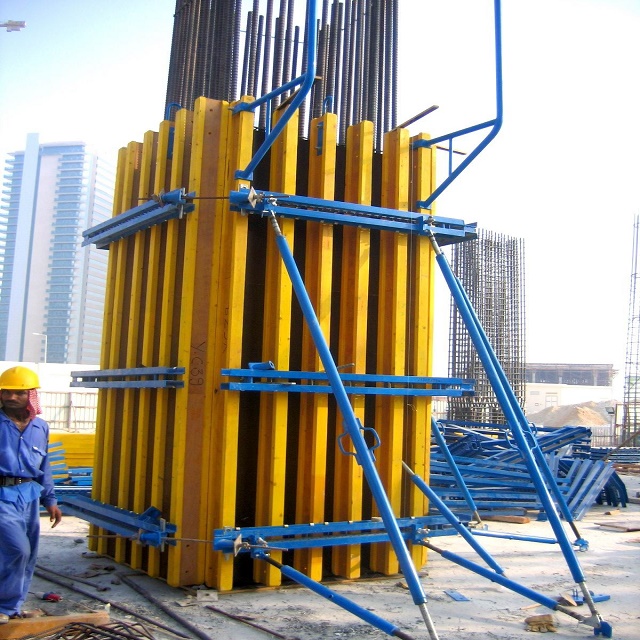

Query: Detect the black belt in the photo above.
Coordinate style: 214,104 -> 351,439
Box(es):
0,476 -> 34,486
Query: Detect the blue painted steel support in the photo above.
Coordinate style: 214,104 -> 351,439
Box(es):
59,495 -> 177,550
70,367 -> 185,389
471,530 -> 558,545
82,189 -> 195,249
413,0 -> 503,211
256,553 -> 415,640
213,517 -> 457,554
221,367 -> 474,396
430,417 -> 481,521
233,0 -> 318,181
402,462 -> 504,575
229,188 -> 476,244
427,233 -> 609,633
420,540 -> 613,635
267,212 -> 439,638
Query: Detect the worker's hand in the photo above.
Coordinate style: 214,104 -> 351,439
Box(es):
46,504 -> 62,528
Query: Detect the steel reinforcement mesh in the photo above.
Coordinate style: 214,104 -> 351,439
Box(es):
447,229 -> 526,423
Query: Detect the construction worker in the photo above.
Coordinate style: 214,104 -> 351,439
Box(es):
0,366 -> 62,623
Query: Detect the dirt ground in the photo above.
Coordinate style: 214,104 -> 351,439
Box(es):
23,473 -> 640,640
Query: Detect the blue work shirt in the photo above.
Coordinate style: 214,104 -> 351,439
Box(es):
0,411 -> 57,508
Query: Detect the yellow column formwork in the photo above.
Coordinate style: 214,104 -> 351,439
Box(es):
130,130 -> 160,570
90,146 -> 127,556
404,133 -> 437,570
253,108 -> 299,587
202,96 -> 253,591
369,128 -> 410,576
97,101 -> 440,589
293,113 -> 337,580
331,121 -> 373,579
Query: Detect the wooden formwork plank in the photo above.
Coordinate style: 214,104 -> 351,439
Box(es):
150,108 -> 193,580
113,140 -> 147,564
331,121 -> 373,579
168,97 -> 227,587
128,130 -> 159,569
253,109 -> 299,587
204,97 -> 253,591
404,132 -> 437,569
294,113 -> 337,580
90,146 -> 127,555
369,128 -> 410,575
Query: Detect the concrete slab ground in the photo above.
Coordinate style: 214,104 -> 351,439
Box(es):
21,473 -> 640,640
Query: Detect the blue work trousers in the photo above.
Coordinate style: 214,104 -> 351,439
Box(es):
0,494 -> 40,615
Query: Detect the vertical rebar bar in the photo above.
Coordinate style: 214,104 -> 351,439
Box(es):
259,0 -> 275,127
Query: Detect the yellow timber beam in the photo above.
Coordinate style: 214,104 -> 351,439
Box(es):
294,113 -> 337,580
331,120 -> 373,579
130,130 -> 160,570
253,107 -> 299,587
370,128 -> 410,576
203,96 -> 253,591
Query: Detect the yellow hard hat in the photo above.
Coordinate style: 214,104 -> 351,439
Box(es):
0,366 -> 40,390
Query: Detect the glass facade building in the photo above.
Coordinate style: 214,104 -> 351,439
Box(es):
0,134 -> 113,364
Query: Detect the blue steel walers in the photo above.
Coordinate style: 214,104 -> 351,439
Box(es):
268,212 -> 439,640
427,234 -> 609,634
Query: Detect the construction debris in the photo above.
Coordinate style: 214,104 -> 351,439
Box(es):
524,614 -> 558,633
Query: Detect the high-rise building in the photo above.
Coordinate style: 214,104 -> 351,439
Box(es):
0,133 -> 113,364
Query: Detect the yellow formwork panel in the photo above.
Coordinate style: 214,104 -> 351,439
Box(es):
202,96 -> 253,591
294,113 -> 337,580
369,128 -> 410,576
331,121 -> 373,579
253,108 -> 299,588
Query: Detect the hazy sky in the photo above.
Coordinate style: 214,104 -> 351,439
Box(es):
1,0 -> 639,394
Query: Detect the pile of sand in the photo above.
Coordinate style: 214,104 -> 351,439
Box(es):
527,400 -> 618,428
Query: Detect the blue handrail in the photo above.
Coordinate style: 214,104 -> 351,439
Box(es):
233,0 -> 318,181
413,0 -> 503,211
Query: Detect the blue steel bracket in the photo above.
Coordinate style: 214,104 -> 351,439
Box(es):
71,367 -> 185,389
58,495 -> 177,551
229,188 -> 477,246
221,366 -> 475,397
412,0 -> 503,212
233,0 -> 318,181
213,516 -> 462,557
82,188 -> 196,249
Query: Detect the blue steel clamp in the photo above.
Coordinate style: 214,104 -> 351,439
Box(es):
337,418 -> 380,465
